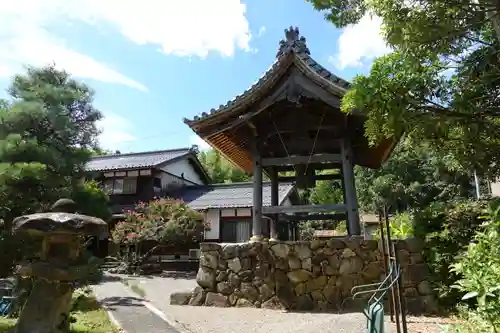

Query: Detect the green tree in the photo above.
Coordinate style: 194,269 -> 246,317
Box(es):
198,149 -> 249,183
307,138 -> 472,214
307,0 -> 500,178
72,180 -> 111,220
308,170 -> 344,205
0,65 -> 105,229
355,138 -> 473,213
0,65 -> 110,276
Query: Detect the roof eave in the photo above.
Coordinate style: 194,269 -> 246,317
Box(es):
183,52 -> 297,128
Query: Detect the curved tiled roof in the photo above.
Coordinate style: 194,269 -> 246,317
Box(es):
183,26 -> 351,125
177,182 -> 295,210
85,147 -> 193,172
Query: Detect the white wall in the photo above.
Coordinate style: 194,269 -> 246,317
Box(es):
204,209 -> 220,239
203,208 -> 252,240
161,158 -> 204,185
491,181 -> 500,197
157,172 -> 184,192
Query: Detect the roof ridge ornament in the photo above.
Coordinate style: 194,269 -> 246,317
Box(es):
276,26 -> 310,58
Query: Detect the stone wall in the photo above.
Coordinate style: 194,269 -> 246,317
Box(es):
174,238 -> 436,313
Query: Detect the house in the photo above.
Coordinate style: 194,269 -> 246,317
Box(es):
85,146 -> 210,215
312,214 -> 380,240
360,214 -> 380,240
84,146 -> 300,245
176,182 -> 301,242
491,182 -> 500,197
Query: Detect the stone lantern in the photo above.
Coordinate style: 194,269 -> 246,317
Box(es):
11,198 -> 107,333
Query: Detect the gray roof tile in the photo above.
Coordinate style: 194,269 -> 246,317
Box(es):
178,182 -> 295,210
86,148 -> 192,172
184,26 -> 350,124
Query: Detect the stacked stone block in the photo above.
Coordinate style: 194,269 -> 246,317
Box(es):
171,238 -> 436,314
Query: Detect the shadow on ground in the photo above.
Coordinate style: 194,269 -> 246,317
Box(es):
159,271 -> 196,280
98,296 -> 145,310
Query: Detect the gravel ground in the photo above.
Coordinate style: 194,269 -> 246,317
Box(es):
123,273 -> 452,333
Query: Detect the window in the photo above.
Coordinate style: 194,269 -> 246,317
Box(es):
103,177 -> 137,194
221,220 -> 251,243
153,177 -> 162,188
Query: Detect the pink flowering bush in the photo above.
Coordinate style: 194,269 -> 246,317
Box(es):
111,198 -> 206,246
111,198 -> 207,273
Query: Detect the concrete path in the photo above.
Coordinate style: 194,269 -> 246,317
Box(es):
93,276 -> 183,333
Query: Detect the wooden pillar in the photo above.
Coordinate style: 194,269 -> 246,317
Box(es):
270,167 -> 279,240
251,146 -> 264,242
340,137 -> 361,235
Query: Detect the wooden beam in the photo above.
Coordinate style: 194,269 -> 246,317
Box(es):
340,137 -> 361,235
262,204 -> 346,214
278,173 -> 342,182
291,69 -> 343,109
278,213 -> 347,222
263,139 -> 340,157
270,167 -> 279,240
262,153 -> 342,167
275,162 -> 341,172
200,80 -> 291,139
251,143 -> 263,240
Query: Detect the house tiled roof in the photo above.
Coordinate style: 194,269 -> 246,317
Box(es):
184,27 -> 350,124
86,147 -> 193,172
361,214 -> 380,225
177,182 -> 295,210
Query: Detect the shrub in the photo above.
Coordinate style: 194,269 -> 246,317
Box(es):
111,198 -> 206,270
448,199 -> 500,332
413,199 -> 488,310
72,180 -> 111,220
373,212 -> 414,240
112,198 -> 206,245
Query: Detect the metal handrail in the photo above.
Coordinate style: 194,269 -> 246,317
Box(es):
351,265 -> 395,297
340,264 -> 401,319
366,265 -> 401,306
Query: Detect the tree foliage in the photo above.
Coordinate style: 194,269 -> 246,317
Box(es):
412,199 -> 489,310
0,65 -> 110,276
72,180 -> 111,220
306,137 -> 473,215
0,65 -> 106,230
448,199 -> 500,332
356,138 -> 473,213
198,149 -> 250,183
307,0 -> 500,178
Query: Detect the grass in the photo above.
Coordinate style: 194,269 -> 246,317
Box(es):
121,279 -> 146,298
0,290 -> 119,333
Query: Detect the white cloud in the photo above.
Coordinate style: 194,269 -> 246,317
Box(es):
332,15 -> 391,70
189,135 -> 211,151
0,1 -> 147,91
258,26 -> 267,37
75,0 -> 253,58
0,0 -> 253,88
97,112 -> 136,152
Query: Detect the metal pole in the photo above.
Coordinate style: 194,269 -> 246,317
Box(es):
384,206 -> 401,333
474,171 -> 481,200
393,242 -> 408,333
378,209 -> 394,322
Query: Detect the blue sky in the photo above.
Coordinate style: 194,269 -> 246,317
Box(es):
0,0 -> 389,153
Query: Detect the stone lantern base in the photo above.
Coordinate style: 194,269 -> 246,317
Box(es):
14,279 -> 73,333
